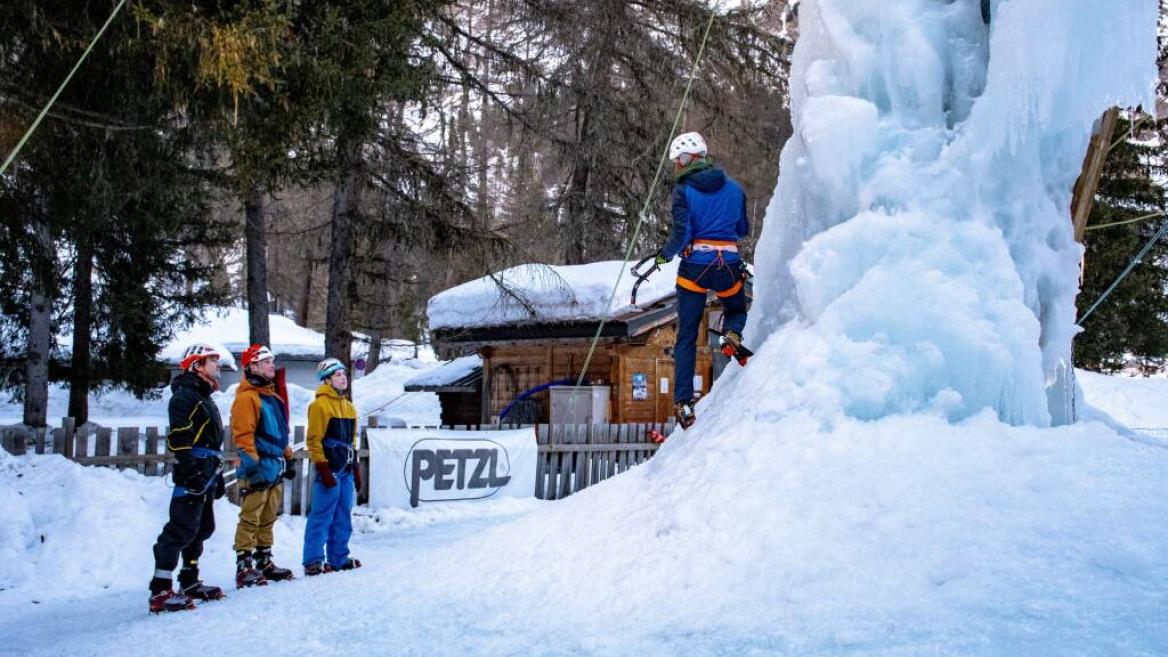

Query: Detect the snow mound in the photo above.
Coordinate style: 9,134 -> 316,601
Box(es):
422,413 -> 1168,653
0,452 -> 302,601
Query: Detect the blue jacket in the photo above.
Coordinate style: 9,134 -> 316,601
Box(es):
231,374 -> 291,486
662,165 -> 749,264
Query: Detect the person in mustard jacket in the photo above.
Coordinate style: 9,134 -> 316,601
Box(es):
302,357 -> 363,575
231,344 -> 295,587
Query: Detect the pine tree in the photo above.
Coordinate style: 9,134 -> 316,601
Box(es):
1075,116 -> 1168,373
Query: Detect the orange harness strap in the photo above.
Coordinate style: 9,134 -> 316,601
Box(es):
716,279 -> 744,298
676,276 -> 708,294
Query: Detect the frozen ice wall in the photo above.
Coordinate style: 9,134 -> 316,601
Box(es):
744,0 -> 1157,425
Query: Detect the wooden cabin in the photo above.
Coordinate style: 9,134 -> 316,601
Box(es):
412,260 -> 749,425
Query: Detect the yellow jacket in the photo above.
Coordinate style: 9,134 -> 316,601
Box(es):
306,383 -> 358,471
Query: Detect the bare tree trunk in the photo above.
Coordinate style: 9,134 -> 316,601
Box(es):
298,259 -> 315,327
245,188 -> 271,346
67,239 -> 93,425
365,328 -> 383,375
23,221 -> 53,428
326,139 -> 362,367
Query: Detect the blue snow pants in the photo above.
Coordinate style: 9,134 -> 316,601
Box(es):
302,471 -> 354,568
674,259 -> 748,403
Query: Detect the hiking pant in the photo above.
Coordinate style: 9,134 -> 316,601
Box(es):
233,484 -> 282,553
302,470 -> 355,568
153,490 -> 215,574
674,259 -> 749,403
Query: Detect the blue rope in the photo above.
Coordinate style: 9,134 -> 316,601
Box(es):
1078,217 -> 1168,325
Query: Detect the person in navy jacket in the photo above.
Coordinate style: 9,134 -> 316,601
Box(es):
655,131 -> 750,428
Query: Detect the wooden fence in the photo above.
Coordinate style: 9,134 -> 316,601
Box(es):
0,419 -> 672,513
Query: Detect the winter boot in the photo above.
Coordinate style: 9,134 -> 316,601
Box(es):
178,565 -> 225,602
254,546 -> 294,582
235,552 -> 268,589
304,561 -> 333,577
674,401 -> 696,429
336,558 -> 362,571
718,330 -> 752,366
148,577 -> 194,614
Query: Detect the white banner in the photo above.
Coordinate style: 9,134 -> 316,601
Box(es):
366,428 -> 538,509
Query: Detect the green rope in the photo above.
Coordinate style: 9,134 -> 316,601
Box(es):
0,0 -> 128,177
1083,210 -> 1164,232
567,6 -> 720,413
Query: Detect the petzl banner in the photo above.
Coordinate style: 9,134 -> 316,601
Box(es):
366,428 -> 538,508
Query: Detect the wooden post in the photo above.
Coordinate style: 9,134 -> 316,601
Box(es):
1071,107 -> 1120,243
61,417 -> 75,458
95,427 -> 112,459
117,427 -> 137,472
146,427 -> 161,476
34,427 -> 47,454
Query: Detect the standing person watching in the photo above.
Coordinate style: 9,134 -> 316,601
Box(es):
231,344 -> 295,587
302,358 -> 363,576
148,344 -> 227,613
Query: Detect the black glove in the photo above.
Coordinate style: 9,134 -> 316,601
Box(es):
173,457 -> 207,492
283,460 -> 296,480
213,474 -> 226,499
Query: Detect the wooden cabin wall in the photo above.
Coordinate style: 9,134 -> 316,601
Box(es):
438,391 -> 481,426
481,345 -> 616,423
475,307 -> 721,424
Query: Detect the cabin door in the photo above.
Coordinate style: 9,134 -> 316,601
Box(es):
655,358 -> 674,423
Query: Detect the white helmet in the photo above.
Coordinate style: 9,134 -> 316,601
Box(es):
180,343 -> 221,371
669,131 -> 708,162
316,357 -> 345,381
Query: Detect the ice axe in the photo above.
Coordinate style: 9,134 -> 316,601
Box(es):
630,254 -> 662,306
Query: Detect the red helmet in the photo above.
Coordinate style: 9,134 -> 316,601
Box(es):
241,344 -> 275,368
179,343 -> 221,371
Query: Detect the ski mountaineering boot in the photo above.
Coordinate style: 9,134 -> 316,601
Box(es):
178,564 -> 225,602
235,552 -> 268,589
674,401 -> 696,429
254,546 -> 295,582
304,561 -> 334,577
336,558 -> 362,571
718,329 -> 753,366
148,577 -> 195,614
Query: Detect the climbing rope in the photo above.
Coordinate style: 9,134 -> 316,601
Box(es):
566,7 -> 720,411
1077,217 -> 1168,325
0,0 -> 129,177
1083,210 -> 1164,232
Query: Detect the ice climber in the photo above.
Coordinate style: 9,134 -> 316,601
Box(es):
302,357 -> 363,576
148,343 -> 228,613
231,343 -> 296,587
654,131 -> 751,429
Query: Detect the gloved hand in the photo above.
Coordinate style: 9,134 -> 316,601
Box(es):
283,460 -> 296,480
353,465 -> 363,492
214,474 -> 226,499
173,457 -> 207,492
654,252 -> 671,266
314,461 -> 337,488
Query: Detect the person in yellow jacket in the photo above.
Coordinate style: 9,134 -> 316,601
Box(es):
302,357 -> 363,576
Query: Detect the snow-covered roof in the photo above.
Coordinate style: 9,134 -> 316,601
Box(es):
427,260 -> 682,331
159,307 -> 326,364
403,355 -> 482,392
